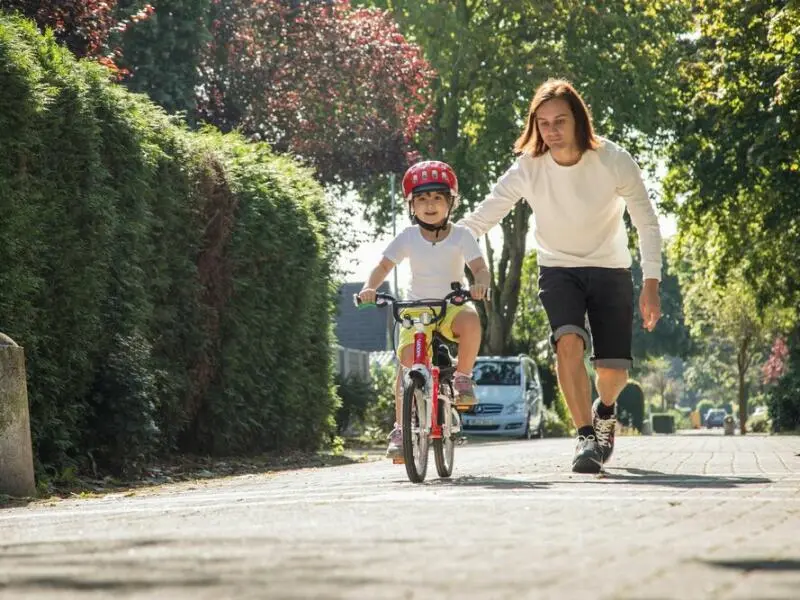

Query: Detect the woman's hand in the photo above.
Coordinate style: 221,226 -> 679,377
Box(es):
469,282 -> 488,301
639,279 -> 661,331
467,257 -> 491,302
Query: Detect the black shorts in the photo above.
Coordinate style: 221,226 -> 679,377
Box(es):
538,266 -> 633,370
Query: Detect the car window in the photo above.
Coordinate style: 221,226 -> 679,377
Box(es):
473,361 -> 520,386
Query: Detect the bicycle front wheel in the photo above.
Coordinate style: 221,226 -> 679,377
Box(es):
402,377 -> 429,483
433,399 -> 455,478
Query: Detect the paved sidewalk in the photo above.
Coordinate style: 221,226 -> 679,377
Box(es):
0,431 -> 798,599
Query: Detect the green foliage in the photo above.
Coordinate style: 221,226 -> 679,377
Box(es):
199,137 -> 337,455
512,251 -> 551,360
334,373 -> 374,435
747,412 -> 771,434
542,408 -> 573,439
675,239 -> 793,431
363,363 -> 398,434
84,333 -> 159,477
767,328 -> 800,432
666,408 -> 693,431
541,389 -> 573,438
631,254 -> 692,360
0,15 -> 337,474
115,0 -> 211,119
617,380 -> 645,432
664,1 -> 800,310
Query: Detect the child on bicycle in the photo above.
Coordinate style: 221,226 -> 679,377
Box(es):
357,160 -> 490,459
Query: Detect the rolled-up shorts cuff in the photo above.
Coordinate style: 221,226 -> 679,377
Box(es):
551,325 -> 590,351
591,358 -> 632,370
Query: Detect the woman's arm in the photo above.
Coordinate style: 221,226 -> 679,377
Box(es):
615,150 -> 662,282
459,158 -> 532,238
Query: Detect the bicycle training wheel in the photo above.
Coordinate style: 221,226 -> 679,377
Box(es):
433,396 -> 455,478
402,378 -> 429,483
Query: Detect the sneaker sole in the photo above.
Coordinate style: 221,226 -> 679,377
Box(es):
572,455 -> 603,474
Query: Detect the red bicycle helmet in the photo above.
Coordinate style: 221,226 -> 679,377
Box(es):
401,160 -> 459,200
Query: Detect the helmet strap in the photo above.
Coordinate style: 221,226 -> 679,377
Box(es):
410,202 -> 453,241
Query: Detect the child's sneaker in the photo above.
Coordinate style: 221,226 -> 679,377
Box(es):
453,374 -> 478,409
386,423 -> 403,459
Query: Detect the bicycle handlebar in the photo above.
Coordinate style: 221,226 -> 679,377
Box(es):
353,282 -> 474,326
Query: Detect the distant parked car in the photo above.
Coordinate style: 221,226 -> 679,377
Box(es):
461,355 -> 544,439
704,408 -> 727,428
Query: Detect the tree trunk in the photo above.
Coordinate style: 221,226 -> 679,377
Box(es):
737,370 -> 748,435
481,201 -> 531,354
737,338 -> 751,435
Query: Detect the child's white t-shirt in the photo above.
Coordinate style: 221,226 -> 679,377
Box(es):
383,224 -> 483,300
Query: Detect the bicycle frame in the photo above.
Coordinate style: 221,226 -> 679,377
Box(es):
411,321 -> 444,440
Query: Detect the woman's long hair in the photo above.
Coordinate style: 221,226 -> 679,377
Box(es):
513,78 -> 600,156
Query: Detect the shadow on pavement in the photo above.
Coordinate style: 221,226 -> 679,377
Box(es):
702,558 -> 800,572
0,575 -> 218,592
0,537 -> 383,595
426,475 -> 551,490
598,467 -> 771,488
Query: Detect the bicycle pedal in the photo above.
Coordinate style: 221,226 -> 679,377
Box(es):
392,457 -> 405,465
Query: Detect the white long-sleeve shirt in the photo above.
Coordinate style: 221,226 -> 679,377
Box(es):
460,138 -> 663,281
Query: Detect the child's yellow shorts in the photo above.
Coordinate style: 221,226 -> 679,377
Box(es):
396,304 -> 476,359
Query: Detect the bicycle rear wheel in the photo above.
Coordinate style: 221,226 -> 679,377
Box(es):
402,377 -> 429,483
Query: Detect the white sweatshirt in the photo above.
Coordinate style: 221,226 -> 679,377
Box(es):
460,138 -> 663,281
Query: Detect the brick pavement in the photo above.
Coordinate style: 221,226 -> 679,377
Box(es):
0,431 -> 798,599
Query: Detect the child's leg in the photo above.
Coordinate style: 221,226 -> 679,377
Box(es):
449,309 -> 482,406
450,309 -> 482,374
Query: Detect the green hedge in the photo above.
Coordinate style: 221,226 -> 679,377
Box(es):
617,380 -> 645,432
0,16 -> 336,476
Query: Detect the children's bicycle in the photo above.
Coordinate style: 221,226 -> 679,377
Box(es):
355,283 -> 475,483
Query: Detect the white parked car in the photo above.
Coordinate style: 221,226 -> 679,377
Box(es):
461,355 -> 545,439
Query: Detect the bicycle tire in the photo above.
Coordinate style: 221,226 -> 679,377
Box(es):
433,393 -> 455,478
402,377 -> 429,483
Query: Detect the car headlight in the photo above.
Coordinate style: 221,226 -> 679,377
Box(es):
505,402 -> 524,415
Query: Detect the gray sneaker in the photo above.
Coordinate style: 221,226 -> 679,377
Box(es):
592,399 -> 617,463
572,435 -> 603,474
386,424 -> 403,459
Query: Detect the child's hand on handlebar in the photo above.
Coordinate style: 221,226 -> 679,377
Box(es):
469,283 -> 488,301
358,288 -> 377,304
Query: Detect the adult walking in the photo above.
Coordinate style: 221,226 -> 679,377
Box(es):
459,78 -> 662,473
